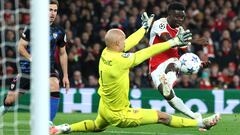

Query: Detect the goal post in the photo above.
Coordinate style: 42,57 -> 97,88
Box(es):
30,0 -> 49,134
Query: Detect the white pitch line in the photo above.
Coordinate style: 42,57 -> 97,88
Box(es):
104,130 -> 193,135
1,129 -> 194,135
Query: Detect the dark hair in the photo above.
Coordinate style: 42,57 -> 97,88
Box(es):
50,0 -> 59,7
168,2 -> 185,12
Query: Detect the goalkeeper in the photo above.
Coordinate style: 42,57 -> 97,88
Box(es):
50,13 -> 220,134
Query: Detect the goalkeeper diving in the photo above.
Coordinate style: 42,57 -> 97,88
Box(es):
50,12 -> 220,134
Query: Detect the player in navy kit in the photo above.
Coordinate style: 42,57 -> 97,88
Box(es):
0,0 -> 69,124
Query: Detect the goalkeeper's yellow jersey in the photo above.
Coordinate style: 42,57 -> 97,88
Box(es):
98,27 -> 171,111
98,48 -> 135,111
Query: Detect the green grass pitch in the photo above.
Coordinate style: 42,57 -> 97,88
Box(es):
1,112 -> 240,135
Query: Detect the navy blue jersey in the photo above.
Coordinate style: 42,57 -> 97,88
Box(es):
20,24 -> 67,74
20,27 -> 31,73
49,24 -> 67,69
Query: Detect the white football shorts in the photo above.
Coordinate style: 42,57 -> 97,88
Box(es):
150,58 -> 180,89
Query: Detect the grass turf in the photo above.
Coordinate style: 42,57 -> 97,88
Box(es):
1,112 -> 239,135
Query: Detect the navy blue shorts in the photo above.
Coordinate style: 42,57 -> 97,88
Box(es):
9,68 -> 60,92
9,74 -> 30,92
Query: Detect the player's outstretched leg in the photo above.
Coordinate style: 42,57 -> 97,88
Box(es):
159,73 -> 202,120
49,120 -> 105,134
157,111 -> 220,131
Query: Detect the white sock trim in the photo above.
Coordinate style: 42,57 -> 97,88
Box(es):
0,105 -> 6,115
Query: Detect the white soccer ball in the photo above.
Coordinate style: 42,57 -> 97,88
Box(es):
179,53 -> 201,74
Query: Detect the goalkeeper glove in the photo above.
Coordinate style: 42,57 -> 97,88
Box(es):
178,26 -> 191,46
168,29 -> 192,47
141,12 -> 155,32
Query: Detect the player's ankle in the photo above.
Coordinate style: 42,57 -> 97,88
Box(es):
197,119 -> 204,127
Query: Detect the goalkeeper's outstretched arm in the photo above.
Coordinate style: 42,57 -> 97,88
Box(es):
124,12 -> 154,52
132,30 -> 192,67
132,42 -> 171,67
124,27 -> 146,52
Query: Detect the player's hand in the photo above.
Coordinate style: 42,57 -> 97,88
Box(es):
177,26 -> 192,46
169,29 -> 192,47
200,60 -> 211,68
141,12 -> 155,32
62,76 -> 70,93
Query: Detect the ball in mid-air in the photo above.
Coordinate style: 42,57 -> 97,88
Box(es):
179,53 -> 201,74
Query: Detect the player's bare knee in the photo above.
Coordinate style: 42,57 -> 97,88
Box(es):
50,78 -> 60,91
4,92 -> 18,106
156,110 -> 170,124
4,99 -> 14,106
4,96 -> 15,106
50,81 -> 59,91
50,84 -> 59,91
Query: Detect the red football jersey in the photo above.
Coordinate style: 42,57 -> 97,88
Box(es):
149,18 -> 180,72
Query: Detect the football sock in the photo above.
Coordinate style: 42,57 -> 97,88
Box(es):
50,92 -> 60,121
0,96 -> 13,116
70,120 -> 95,132
0,105 -> 7,116
168,96 -> 196,119
169,115 -> 199,127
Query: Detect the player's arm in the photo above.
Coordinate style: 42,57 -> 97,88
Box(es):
59,45 -> 70,91
124,27 -> 146,52
124,12 -> 154,52
18,38 -> 31,61
18,27 -> 31,61
132,30 -> 192,67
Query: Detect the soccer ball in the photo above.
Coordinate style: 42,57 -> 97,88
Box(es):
179,53 -> 201,74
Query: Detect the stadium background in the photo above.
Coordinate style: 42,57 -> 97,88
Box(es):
2,0 -> 240,90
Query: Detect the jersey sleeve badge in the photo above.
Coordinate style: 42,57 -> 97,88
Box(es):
159,23 -> 165,30
122,53 -> 130,58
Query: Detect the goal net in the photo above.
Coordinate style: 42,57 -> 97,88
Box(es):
0,0 -> 49,134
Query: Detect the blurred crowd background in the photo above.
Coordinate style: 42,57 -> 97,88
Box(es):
1,0 -> 240,90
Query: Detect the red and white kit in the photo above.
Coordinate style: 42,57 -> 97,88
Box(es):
149,17 -> 186,89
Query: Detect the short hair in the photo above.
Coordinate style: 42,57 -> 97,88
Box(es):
50,0 -> 59,7
168,2 -> 185,12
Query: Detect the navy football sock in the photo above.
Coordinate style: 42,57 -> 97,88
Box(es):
50,92 -> 60,121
